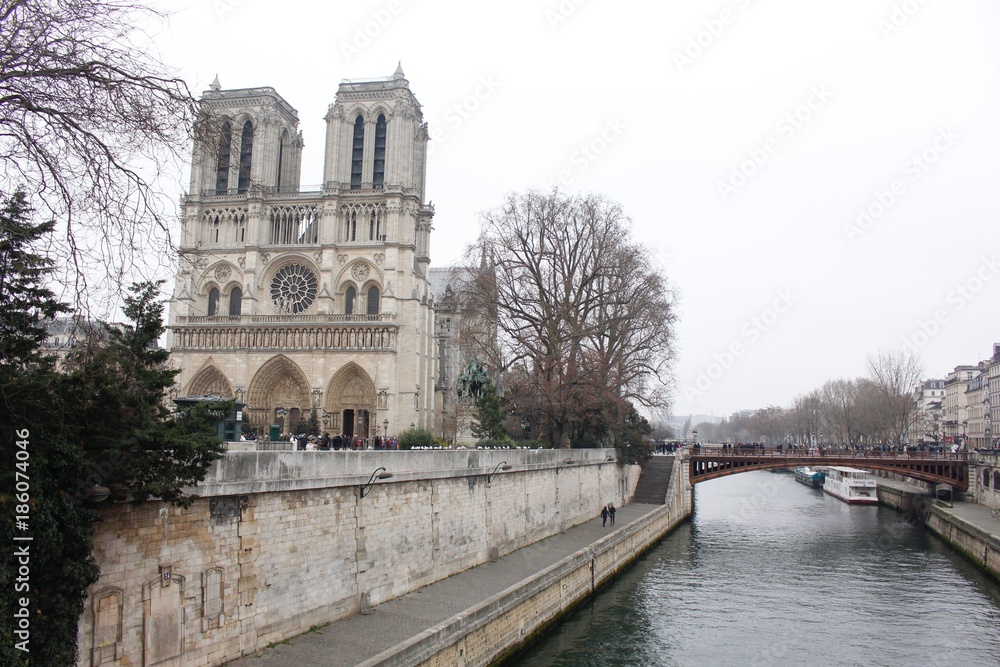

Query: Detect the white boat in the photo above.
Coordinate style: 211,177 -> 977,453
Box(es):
823,466 -> 878,504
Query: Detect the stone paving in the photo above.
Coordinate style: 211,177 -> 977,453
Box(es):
224,502 -> 658,666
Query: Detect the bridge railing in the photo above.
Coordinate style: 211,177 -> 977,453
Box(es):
690,447 -> 968,461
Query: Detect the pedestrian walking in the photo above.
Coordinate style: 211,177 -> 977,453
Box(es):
608,503 -> 616,526
601,505 -> 609,527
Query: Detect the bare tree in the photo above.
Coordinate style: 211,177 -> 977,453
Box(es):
865,348 -> 923,445
822,378 -> 859,445
0,0 -> 201,303
463,190 -> 677,447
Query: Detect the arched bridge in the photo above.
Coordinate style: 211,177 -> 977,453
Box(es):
689,447 -> 968,491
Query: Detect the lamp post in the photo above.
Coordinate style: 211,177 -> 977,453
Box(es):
488,461 -> 512,483
360,467 -> 393,498
382,419 -> 389,439
556,458 -> 575,475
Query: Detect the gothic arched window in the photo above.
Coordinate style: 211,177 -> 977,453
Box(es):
237,121 -> 254,194
367,286 -> 380,315
229,287 -> 242,316
345,286 -> 356,315
994,470 -> 1000,490
215,122 -> 232,195
350,115 -> 364,189
373,114 -> 386,188
208,288 -> 220,316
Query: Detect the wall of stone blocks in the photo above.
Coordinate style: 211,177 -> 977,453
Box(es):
75,449 -> 634,667
357,452 -> 693,667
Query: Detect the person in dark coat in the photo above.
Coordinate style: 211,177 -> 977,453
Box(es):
601,505 -> 609,527
608,503 -> 616,526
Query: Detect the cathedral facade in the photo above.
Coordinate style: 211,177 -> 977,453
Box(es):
168,66 -> 440,439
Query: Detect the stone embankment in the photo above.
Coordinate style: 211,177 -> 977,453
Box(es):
877,475 -> 1000,582
75,449 -> 658,667
223,452 -> 691,666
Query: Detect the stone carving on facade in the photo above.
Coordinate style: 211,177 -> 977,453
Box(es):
237,256 -> 245,269
351,262 -> 371,282
260,253 -> 270,265
214,264 -> 232,283
374,253 -> 385,266
337,253 -> 348,266
313,250 -> 323,264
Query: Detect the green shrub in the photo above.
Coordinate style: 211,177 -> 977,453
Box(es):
398,427 -> 435,449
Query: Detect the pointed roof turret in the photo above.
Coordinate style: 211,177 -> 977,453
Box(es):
209,74 -> 221,91
393,62 -> 405,80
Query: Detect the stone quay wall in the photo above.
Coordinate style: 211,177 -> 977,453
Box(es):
358,452 -> 693,667
925,507 -> 1000,583
970,451 -> 1000,511
75,449 -> 636,667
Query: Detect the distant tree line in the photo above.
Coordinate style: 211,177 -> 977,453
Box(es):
691,350 -> 924,446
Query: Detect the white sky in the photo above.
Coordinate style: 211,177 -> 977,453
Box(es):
152,0 -> 1000,419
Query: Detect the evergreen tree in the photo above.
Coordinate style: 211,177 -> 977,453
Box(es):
472,379 -> 509,442
1,193 -> 226,665
1,190 -> 98,667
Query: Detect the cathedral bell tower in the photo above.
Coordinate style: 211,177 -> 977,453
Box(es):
168,67 -> 437,439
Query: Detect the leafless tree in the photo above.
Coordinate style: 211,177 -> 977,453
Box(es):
1,0 -> 202,304
463,190 -> 677,447
865,348 -> 923,445
821,378 -> 859,445
791,390 -> 823,444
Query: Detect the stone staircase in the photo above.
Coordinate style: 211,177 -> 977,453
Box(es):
632,455 -> 675,505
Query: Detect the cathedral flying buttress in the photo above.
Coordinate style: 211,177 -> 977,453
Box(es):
168,65 -> 438,438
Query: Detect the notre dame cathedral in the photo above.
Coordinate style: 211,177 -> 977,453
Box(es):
168,65 -> 465,439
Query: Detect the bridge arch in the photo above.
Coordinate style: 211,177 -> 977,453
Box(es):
688,448 -> 968,491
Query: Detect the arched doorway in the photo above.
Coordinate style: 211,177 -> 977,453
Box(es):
325,363 -> 376,439
184,362 -> 235,398
247,355 -> 311,433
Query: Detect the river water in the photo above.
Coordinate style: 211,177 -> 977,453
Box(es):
510,470 -> 1000,667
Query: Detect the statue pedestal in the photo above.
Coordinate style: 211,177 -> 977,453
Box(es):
456,404 -> 479,447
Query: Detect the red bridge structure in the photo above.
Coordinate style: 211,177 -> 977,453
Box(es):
689,447 -> 968,491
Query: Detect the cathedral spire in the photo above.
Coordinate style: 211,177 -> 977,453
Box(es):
209,74 -> 221,91
393,62 -> 405,80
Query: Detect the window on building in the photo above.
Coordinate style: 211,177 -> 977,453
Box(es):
229,287 -> 242,316
237,121 -> 254,194
367,286 -> 379,315
985,469 -> 991,488
350,115 -> 364,189
994,470 -> 1000,490
345,286 -> 356,315
202,568 -> 224,629
373,114 -> 386,188
215,122 -> 232,195
208,288 -> 219,316
346,210 -> 357,242
93,589 -> 122,663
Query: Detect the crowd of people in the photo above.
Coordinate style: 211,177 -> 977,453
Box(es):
242,431 -> 399,450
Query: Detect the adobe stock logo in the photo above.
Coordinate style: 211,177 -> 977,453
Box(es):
843,127 -> 958,244
901,255 -> 999,355
339,0 -> 410,63
683,289 -> 797,401
716,86 -> 832,202
672,0 -> 756,73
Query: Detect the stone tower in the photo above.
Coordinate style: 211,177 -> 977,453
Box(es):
168,67 -> 437,439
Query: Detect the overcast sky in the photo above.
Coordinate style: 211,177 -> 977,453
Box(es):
153,0 -> 1000,419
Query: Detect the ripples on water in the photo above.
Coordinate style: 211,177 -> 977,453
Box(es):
510,470 -> 1000,667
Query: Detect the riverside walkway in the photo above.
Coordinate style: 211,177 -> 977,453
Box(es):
224,502 -> 659,667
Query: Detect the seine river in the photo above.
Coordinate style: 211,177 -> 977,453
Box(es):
510,470 -> 1000,667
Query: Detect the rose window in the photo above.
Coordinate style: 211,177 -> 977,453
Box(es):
270,264 -> 318,314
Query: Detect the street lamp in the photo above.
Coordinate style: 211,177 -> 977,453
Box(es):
556,458 -> 575,475
359,467 -> 393,498
487,461 -> 512,483
382,419 -> 388,439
